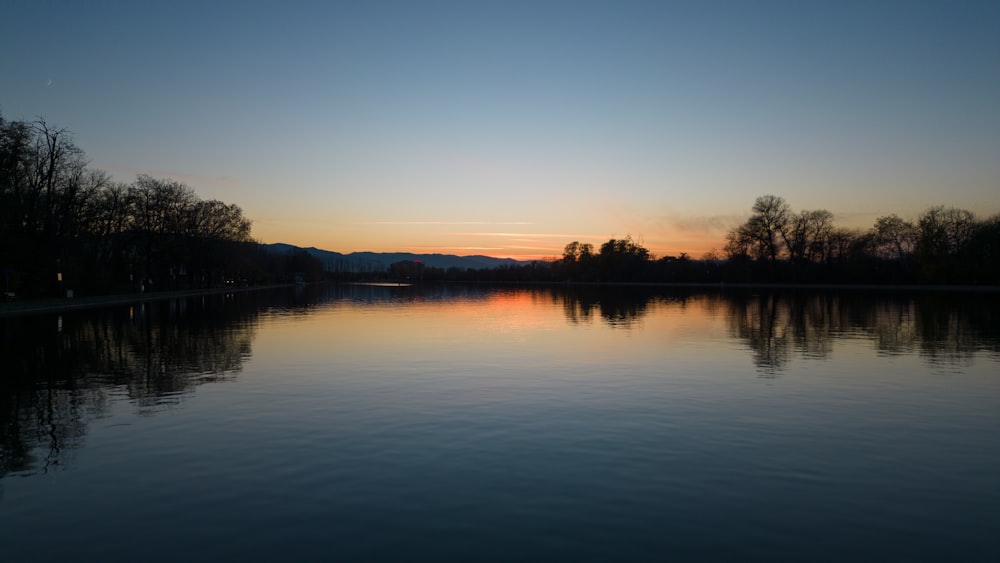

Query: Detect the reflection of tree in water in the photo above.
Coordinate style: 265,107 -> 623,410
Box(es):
827,292 -> 999,365
0,386 -> 103,479
557,287 -> 649,328
0,292 -> 260,478
5,285 -> 994,477
726,290 -> 1000,374
301,282 -> 499,309
726,293 -> 794,375
913,294 -> 1000,365
855,298 -> 920,356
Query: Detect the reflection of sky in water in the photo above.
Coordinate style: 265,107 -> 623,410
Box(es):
251,291 -> 742,384
2,287 -> 998,561
255,288 -> 1000,378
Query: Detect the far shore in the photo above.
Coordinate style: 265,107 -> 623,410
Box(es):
543,281 -> 1000,292
3,280 -> 999,318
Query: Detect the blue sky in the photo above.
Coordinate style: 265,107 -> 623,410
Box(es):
3,0 -> 998,258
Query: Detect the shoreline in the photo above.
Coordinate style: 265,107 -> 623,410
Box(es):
0,284 -> 294,318
4,281 -> 999,318
540,281 -> 1000,292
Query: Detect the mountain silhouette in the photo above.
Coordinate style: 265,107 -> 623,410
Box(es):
264,243 -> 526,272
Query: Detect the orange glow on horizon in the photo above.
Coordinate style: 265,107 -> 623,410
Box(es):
254,231 -> 727,263
250,204 -> 736,263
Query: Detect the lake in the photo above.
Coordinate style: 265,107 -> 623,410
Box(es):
1,284 -> 998,561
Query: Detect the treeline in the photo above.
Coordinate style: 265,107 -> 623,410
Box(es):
721,195 -> 999,284
4,112 -> 996,293
385,195 -> 999,285
1,114 -> 322,297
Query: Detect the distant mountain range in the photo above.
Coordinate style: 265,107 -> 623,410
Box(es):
264,243 -> 528,272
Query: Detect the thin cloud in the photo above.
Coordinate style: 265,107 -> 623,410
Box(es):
666,214 -> 744,235
361,221 -> 533,226
408,246 -> 506,251
440,231 -> 608,239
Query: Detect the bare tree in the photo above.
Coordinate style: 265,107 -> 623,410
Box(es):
191,199 -> 252,242
916,206 -> 977,282
782,209 -> 834,263
725,195 -> 791,262
870,214 -> 917,261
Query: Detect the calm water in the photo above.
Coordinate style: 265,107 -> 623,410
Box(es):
2,285 -> 998,561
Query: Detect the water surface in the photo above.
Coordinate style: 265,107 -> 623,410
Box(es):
2,285 -> 998,561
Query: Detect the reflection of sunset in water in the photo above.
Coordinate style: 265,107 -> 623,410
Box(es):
251,286 -> 1000,385
3,285 -> 999,563
252,288 -> 740,385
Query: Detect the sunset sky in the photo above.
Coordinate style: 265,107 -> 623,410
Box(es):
3,0 -> 998,260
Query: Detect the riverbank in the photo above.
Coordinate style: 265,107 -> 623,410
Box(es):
0,284 -> 294,318
548,281 -> 1000,292
4,280 -> 998,318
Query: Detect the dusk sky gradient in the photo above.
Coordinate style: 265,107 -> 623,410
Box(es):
3,0 -> 998,259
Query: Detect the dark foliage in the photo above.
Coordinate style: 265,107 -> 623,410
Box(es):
1,114 -> 318,297
384,197 -> 998,286
3,112 -> 995,292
